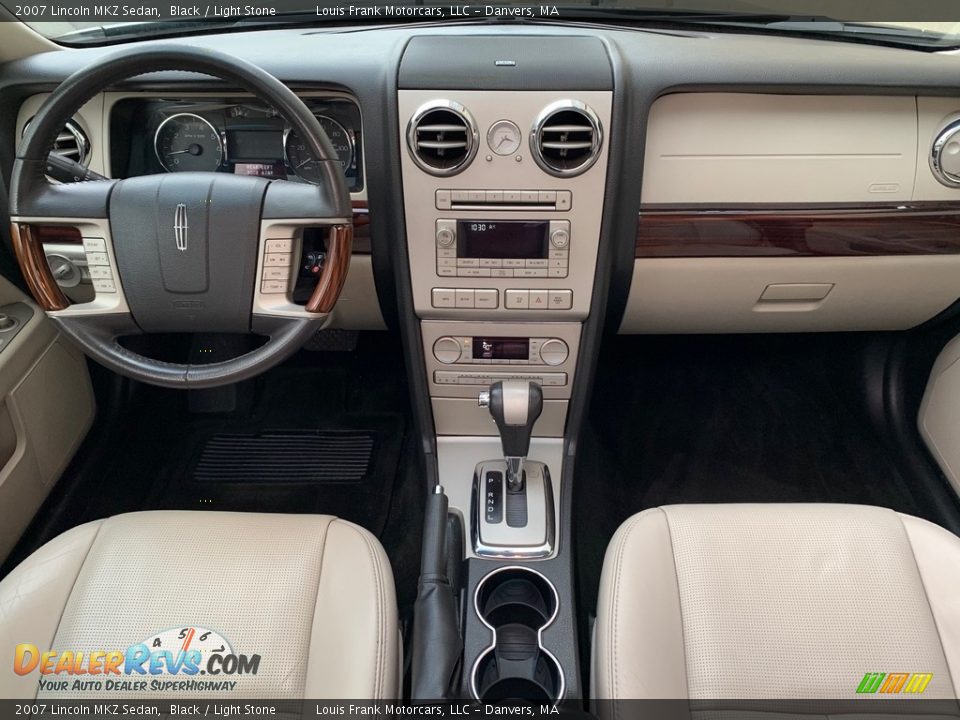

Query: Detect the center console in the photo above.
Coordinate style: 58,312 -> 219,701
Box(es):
398,34 -> 613,703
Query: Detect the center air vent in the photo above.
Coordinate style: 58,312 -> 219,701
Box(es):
531,100 -> 602,177
23,117 -> 91,166
407,100 -> 478,176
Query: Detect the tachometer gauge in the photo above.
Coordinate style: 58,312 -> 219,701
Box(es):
154,113 -> 224,172
284,115 -> 354,184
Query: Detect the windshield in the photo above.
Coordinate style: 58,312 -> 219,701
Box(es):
3,0 -> 960,48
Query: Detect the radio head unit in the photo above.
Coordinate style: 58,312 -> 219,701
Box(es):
436,218 -> 569,278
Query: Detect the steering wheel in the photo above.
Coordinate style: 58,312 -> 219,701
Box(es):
9,45 -> 353,388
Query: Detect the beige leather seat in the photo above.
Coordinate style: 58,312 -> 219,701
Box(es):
0,511 -> 399,699
593,504 -> 960,701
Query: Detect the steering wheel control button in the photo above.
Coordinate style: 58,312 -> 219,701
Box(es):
264,253 -> 293,266
262,267 -> 289,281
432,288 -> 456,308
82,237 -> 106,253
538,339 -> 569,366
93,279 -> 117,294
0,314 -> 17,332
85,252 -> 109,266
261,280 -> 287,294
434,336 -> 464,364
265,238 -> 293,253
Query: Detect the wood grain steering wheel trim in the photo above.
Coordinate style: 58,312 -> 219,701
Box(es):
306,223 -> 353,313
10,222 -> 70,311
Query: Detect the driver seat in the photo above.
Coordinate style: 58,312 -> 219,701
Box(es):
0,511 -> 400,699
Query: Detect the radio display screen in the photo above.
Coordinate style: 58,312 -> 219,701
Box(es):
457,221 -> 548,259
473,337 -> 530,361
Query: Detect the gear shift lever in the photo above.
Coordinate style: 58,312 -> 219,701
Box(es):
479,380 -> 543,490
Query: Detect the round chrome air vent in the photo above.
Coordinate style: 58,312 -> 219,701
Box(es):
530,100 -> 602,178
407,100 -> 478,176
931,119 -> 960,188
23,117 -> 91,166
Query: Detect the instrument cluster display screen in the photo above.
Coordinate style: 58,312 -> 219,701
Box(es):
473,337 -> 530,361
457,221 -> 548,259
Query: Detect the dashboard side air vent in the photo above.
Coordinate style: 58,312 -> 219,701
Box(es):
23,117 -> 91,166
930,118 -> 960,188
407,100 -> 478,176
531,100 -> 602,177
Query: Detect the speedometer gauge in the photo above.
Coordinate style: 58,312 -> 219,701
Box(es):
284,115 -> 354,184
154,113 -> 224,173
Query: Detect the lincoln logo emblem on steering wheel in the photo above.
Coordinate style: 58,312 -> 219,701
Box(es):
174,203 -> 189,252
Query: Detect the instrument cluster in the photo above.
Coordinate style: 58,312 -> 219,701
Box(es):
109,96 -> 363,192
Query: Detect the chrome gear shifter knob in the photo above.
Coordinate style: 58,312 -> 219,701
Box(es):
484,380 -> 544,490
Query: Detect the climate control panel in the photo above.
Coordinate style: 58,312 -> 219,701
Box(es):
433,335 -> 569,367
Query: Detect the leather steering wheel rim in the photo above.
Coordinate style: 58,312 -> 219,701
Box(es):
9,45 -> 353,389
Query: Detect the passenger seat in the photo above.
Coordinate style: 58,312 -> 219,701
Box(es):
593,504 -> 960,701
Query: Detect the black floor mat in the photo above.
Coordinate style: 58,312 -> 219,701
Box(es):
2,333 -> 422,610
193,431 -> 376,484
573,333 -> 947,641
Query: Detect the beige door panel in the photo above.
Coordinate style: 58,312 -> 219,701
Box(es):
0,275 -> 95,563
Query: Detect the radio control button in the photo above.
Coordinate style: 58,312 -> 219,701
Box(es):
503,259 -> 525,269
265,238 -> 293,253
539,190 -> 557,204
434,371 -> 459,385
486,190 -> 504,203
455,289 -> 475,308
538,339 -> 569,366
521,190 -> 539,203
529,290 -> 548,308
526,259 -> 548,268
492,269 -> 514,277
264,253 -> 292,266
437,257 -> 456,268
436,190 -> 452,210
479,258 -> 502,268
550,228 -> 570,248
263,267 -> 290,280
437,248 -> 456,258
434,337 -> 464,364
432,288 -> 456,308
451,190 -> 469,202
517,268 -> 547,278
542,373 -> 567,386
437,267 -> 456,277
549,290 -> 573,310
548,268 -> 568,278
436,228 -> 456,248
475,289 -> 499,309
549,248 -> 569,259
468,190 -> 486,202
457,258 -> 479,267
503,190 -> 522,203
505,290 -> 529,309
460,267 -> 491,277
556,191 -> 572,210
549,258 -> 567,268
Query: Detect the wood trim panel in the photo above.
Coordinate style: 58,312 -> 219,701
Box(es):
10,223 -> 70,311
306,224 -> 352,314
636,204 -> 960,258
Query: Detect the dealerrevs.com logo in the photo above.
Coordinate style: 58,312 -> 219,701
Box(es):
13,626 -> 261,693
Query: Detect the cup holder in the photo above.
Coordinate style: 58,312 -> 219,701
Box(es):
471,566 -> 564,703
